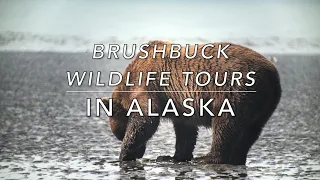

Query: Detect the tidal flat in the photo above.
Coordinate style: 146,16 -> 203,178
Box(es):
0,52 -> 319,179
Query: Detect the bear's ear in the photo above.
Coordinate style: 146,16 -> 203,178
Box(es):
112,99 -> 125,115
102,97 -> 110,109
102,97 -> 126,118
147,40 -> 171,47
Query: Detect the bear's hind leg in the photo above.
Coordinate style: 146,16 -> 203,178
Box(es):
230,92 -> 280,165
229,123 -> 263,165
229,109 -> 274,165
196,115 -> 240,164
119,113 -> 160,161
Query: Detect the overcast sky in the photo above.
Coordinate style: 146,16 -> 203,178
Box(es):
0,0 -> 319,40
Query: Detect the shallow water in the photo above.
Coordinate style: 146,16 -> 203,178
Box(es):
0,52 -> 319,179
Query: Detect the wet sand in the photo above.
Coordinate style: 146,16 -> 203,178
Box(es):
0,52 -> 319,179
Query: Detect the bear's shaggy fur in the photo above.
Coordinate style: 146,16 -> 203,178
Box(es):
103,41 -> 282,165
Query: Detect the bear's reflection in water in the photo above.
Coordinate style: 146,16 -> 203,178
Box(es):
117,159 -> 247,179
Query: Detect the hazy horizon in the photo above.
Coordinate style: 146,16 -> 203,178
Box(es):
0,0 -> 319,53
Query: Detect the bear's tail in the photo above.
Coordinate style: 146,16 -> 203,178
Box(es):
271,66 -> 282,112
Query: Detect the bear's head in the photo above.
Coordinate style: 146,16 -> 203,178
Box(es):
102,97 -> 128,141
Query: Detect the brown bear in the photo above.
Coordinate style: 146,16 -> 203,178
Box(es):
102,41 -> 281,165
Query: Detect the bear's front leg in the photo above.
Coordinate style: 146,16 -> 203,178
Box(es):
119,113 -> 160,161
173,122 -> 198,162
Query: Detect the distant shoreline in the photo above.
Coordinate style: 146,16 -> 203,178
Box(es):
1,51 -> 320,56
